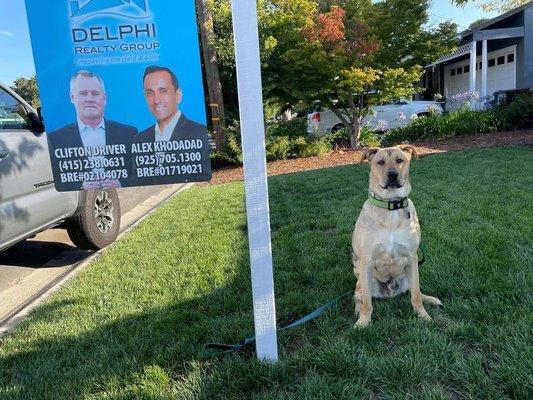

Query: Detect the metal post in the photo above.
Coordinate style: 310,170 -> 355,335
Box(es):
231,0 -> 279,362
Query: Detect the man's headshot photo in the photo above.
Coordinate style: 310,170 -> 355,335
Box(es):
136,65 -> 209,142
70,70 -> 107,131
48,70 -> 137,190
132,65 -> 211,184
144,66 -> 183,137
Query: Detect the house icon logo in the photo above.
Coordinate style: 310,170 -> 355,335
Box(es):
70,0 -> 150,19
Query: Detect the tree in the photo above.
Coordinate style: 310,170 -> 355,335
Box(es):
209,0 -> 318,117
415,21 -> 459,68
196,0 -> 226,150
208,0 -> 457,145
280,4 -> 423,146
11,76 -> 40,108
452,0 -> 529,13
363,0 -> 458,69
332,67 -> 423,147
469,18 -> 490,29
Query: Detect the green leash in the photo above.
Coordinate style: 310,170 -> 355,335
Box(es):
203,248 -> 427,358
203,195 -> 428,357
203,291 -> 352,358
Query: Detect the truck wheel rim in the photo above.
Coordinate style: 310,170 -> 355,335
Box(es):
94,191 -> 114,234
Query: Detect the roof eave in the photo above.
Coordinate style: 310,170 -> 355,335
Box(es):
458,1 -> 532,39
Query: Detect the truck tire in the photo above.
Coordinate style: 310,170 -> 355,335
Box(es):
66,189 -> 121,250
331,124 -> 345,133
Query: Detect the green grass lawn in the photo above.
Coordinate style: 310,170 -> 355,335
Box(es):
1,147 -> 532,399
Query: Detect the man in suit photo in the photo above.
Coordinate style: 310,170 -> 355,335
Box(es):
48,70 -> 137,191
132,65 -> 211,185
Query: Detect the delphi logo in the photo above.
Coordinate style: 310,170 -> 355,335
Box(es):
69,0 -> 150,20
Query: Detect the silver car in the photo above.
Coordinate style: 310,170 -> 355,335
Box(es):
0,83 -> 120,252
307,99 -> 443,135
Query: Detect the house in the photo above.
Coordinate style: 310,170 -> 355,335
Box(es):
422,2 -> 533,102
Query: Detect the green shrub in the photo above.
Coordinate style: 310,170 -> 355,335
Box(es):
266,135 -> 291,160
266,134 -> 332,160
287,136 -> 308,157
324,126 -> 380,148
211,119 -> 334,168
383,108 -> 500,145
266,118 -> 307,138
384,94 -> 532,146
224,123 -> 244,164
497,93 -> 533,130
359,126 -> 381,147
326,127 -> 350,148
296,136 -> 332,157
210,149 -> 235,169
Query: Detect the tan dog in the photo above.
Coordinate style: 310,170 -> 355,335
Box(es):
352,145 -> 442,328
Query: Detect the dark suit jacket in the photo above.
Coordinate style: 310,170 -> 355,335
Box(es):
48,119 -> 137,191
131,113 -> 212,186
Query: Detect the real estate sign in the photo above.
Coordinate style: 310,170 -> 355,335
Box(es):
25,0 -> 212,191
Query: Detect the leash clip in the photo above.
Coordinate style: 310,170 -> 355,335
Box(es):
388,199 -> 405,210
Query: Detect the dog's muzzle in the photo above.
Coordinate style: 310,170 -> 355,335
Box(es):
384,170 -> 402,189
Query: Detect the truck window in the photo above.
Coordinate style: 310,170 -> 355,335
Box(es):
0,88 -> 31,130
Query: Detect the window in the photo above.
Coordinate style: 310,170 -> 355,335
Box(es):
488,58 -> 495,67
507,53 -> 515,63
457,66 -> 463,74
451,68 -> 456,76
464,65 -> 470,73
0,88 -> 30,130
479,61 -> 482,69
497,56 -> 505,65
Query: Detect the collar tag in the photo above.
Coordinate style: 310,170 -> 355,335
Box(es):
387,198 -> 407,210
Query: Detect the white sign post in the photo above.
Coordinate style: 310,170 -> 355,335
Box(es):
231,0 -> 279,362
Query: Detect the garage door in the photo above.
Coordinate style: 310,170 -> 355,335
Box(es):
444,45 -> 516,98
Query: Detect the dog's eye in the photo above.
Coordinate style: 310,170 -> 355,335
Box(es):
377,160 -> 385,165
396,159 -> 403,164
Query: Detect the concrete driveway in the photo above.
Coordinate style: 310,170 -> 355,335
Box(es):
0,183 -> 189,330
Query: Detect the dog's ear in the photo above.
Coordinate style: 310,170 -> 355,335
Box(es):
361,147 -> 379,163
399,145 -> 418,160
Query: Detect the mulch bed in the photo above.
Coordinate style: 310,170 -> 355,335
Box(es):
203,129 -> 533,186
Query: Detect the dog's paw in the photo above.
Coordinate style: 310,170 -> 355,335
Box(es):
422,294 -> 443,308
417,311 -> 432,321
354,316 -> 371,328
432,300 -> 444,310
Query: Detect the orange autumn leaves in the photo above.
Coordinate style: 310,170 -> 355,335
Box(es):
301,6 -> 379,60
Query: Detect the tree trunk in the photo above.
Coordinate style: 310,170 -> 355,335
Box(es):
196,0 -> 226,150
349,120 -> 361,148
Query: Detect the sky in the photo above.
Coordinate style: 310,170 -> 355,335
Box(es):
0,0 -> 499,86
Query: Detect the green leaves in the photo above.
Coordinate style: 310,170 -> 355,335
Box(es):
376,66 -> 424,103
337,67 -> 380,97
11,76 -> 40,108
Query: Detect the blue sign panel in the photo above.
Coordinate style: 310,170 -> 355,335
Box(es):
25,0 -> 212,191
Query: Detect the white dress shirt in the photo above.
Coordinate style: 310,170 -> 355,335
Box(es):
78,118 -> 106,172
155,110 -> 181,142
154,111 -> 181,174
78,118 -> 106,148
